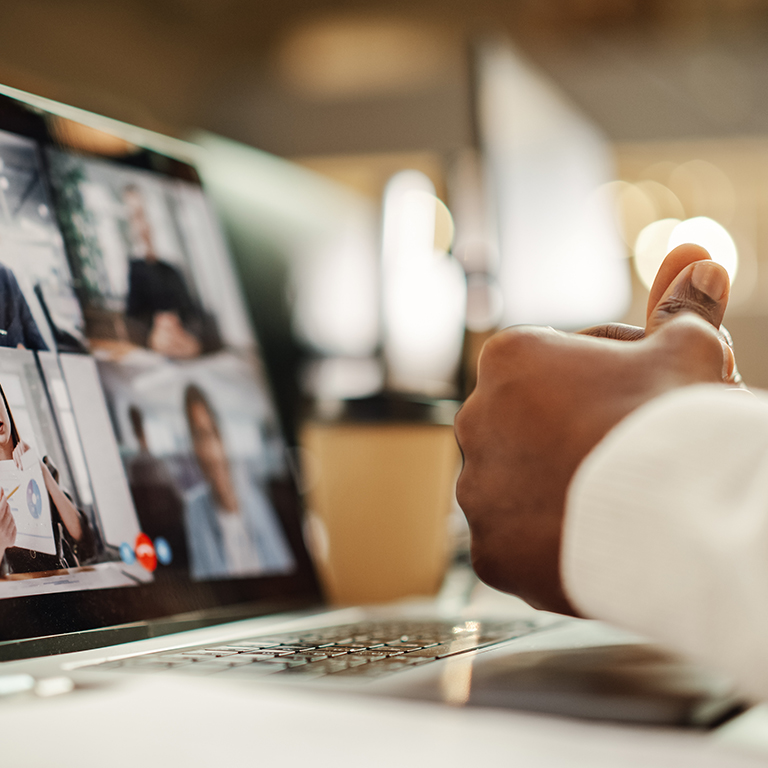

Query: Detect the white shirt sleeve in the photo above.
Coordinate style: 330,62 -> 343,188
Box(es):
562,384 -> 768,702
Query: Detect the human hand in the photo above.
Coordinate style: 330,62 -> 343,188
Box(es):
579,244 -> 738,382
0,488 -> 16,561
148,312 -> 201,359
12,440 -> 30,473
454,247 -> 733,615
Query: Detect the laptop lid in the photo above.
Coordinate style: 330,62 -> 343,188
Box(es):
0,91 -> 322,659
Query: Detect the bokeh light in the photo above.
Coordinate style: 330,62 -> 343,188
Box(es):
668,160 -> 736,226
633,218 -> 681,290
381,170 -> 465,395
667,216 -> 738,282
633,216 -> 739,290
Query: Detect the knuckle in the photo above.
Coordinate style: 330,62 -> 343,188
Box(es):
453,400 -> 474,449
479,332 -> 514,370
665,314 -> 715,346
482,325 -> 544,363
455,461 -> 477,510
455,464 -> 486,524
659,315 -> 724,373
478,325 -> 551,383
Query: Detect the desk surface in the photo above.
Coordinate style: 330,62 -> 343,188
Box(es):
4,673 -> 768,768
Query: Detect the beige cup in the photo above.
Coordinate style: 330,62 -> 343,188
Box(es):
301,418 -> 460,605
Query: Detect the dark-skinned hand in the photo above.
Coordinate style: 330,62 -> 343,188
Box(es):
454,244 -> 737,615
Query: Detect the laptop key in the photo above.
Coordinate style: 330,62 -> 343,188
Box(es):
217,653 -> 282,662
350,649 -> 406,658
317,644 -> 369,653
262,645 -> 319,655
400,640 -> 491,658
383,641 -> 431,649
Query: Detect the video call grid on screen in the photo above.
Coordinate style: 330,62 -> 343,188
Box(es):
0,96 -> 303,616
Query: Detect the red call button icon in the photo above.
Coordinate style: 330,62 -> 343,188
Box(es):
135,533 -> 157,572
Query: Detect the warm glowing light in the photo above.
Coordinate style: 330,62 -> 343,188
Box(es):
633,216 -> 739,290
433,195 -> 455,253
604,180 -> 657,246
381,171 -> 466,395
635,180 -> 685,221
633,218 -> 680,290
668,160 -> 736,226
667,217 -> 738,283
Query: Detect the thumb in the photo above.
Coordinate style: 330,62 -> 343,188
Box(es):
646,259 -> 737,382
645,259 -> 729,336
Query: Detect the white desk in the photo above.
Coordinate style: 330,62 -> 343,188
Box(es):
4,672 -> 768,768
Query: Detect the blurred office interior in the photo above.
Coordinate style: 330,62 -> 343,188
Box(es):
3,0 -> 768,438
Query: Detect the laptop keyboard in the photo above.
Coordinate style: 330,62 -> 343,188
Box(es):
88,618 -> 541,682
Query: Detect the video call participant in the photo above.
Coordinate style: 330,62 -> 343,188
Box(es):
125,404 -> 188,569
0,382 -> 97,573
123,185 -> 214,359
0,262 -> 48,351
182,384 -> 292,580
454,244 -> 768,702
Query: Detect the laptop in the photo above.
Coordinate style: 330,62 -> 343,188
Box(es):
0,87 -> 744,730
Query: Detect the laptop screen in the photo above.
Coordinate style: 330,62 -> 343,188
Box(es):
0,93 -> 321,653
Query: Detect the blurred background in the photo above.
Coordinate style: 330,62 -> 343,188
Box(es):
7,0 -> 768,440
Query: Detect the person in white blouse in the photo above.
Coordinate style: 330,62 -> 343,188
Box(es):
182,384 -> 293,580
455,243 -> 768,703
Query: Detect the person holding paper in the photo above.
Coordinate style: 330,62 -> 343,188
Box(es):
0,488 -> 15,561
0,383 -> 96,574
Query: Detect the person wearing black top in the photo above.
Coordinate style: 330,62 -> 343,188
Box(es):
122,185 -> 219,358
0,263 -> 48,351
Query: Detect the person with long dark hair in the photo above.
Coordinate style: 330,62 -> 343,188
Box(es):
0,382 -> 96,573
181,383 -> 292,579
